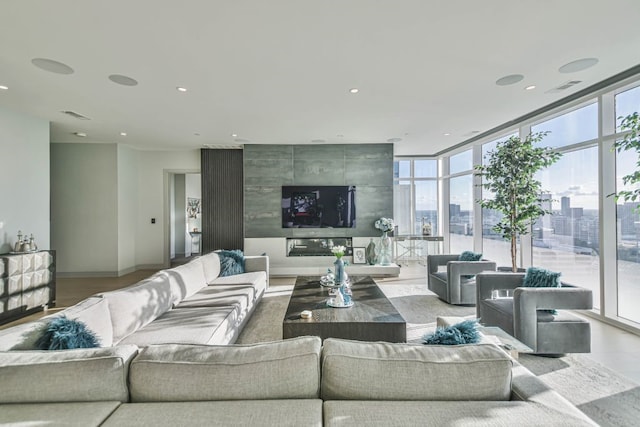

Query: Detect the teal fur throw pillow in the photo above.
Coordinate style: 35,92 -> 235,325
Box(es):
523,267 -> 561,314
458,251 -> 483,278
422,319 -> 480,345
218,249 -> 246,276
36,316 -> 100,350
523,267 -> 561,288
459,251 -> 482,262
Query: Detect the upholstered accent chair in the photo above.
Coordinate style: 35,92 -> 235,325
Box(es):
427,254 -> 497,305
475,272 -> 593,355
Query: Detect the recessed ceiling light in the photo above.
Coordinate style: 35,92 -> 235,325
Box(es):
559,58 -> 599,74
444,133 -> 451,136
231,133 -> 238,137
176,87 -> 187,92
387,137 -> 402,143
495,74 -> 524,86
0,85 -> 8,90
108,74 -> 138,86
120,132 -> 127,136
73,132 -> 87,137
349,88 -> 359,94
32,58 -> 74,74
525,85 -> 536,90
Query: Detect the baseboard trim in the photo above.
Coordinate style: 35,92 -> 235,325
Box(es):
57,264 -> 164,278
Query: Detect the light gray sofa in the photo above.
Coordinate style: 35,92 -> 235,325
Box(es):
0,251 -> 269,350
0,337 -> 595,426
476,272 -> 593,355
427,254 -> 497,305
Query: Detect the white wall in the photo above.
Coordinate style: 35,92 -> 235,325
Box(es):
135,150 -> 200,268
50,143 -> 119,274
0,106 -> 50,254
117,145 -> 138,273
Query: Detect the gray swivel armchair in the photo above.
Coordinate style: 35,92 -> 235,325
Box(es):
475,272 -> 593,355
427,254 -> 497,305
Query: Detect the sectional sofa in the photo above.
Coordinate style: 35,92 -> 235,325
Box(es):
0,251 -> 269,350
0,251 -> 596,426
0,336 -> 596,426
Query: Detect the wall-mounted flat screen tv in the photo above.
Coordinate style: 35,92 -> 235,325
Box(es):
282,185 -> 356,228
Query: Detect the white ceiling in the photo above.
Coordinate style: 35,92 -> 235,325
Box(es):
1,1 -> 640,155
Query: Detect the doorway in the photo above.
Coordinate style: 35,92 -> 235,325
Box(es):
168,172 -> 201,267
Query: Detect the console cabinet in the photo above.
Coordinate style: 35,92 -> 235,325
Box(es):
0,250 -> 56,325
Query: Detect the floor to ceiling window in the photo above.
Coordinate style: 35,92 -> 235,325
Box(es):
398,70 -> 640,333
393,159 -> 438,235
531,102 -> 600,310
448,150 -> 474,253
615,84 -> 640,323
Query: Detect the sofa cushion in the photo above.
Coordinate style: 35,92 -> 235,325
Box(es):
0,345 -> 138,403
165,258 -> 207,300
118,306 -> 239,346
321,339 -> 512,401
0,402 -> 122,427
99,274 -> 174,344
200,251 -> 221,283
58,296 -> 113,347
0,296 -> 115,350
323,401 -> 595,427
175,284 -> 257,311
129,336 -> 322,401
209,271 -> 267,289
0,319 -> 50,351
103,400 -> 323,427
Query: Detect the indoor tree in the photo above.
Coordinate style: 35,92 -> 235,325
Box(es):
613,112 -> 640,207
474,131 -> 561,272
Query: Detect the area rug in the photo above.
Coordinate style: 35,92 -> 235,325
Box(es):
236,282 -> 640,427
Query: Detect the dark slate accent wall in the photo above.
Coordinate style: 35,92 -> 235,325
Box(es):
201,149 -> 244,252
244,144 -> 393,238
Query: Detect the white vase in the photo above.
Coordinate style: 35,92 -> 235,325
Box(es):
379,231 -> 392,266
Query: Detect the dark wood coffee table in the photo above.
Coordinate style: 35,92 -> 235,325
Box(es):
283,276 -> 406,342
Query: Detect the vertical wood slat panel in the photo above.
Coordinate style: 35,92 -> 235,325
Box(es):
201,149 -> 244,253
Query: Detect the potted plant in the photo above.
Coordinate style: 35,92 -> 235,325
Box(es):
613,112 -> 640,207
474,131 -> 561,272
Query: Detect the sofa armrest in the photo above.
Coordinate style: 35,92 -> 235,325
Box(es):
427,254 -> 460,274
244,255 -> 269,288
448,260 -> 497,278
476,272 -> 525,319
514,285 -> 593,349
511,362 -> 598,425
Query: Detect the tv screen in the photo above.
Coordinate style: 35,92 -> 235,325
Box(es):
282,185 -> 356,228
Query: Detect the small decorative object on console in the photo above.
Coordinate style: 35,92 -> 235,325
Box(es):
374,217 -> 395,266
12,230 -> 39,253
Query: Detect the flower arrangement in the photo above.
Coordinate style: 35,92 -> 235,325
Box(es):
331,245 -> 346,258
374,217 -> 395,233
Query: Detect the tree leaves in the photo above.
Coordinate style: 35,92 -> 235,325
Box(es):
613,112 -> 640,208
474,131 -> 561,270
